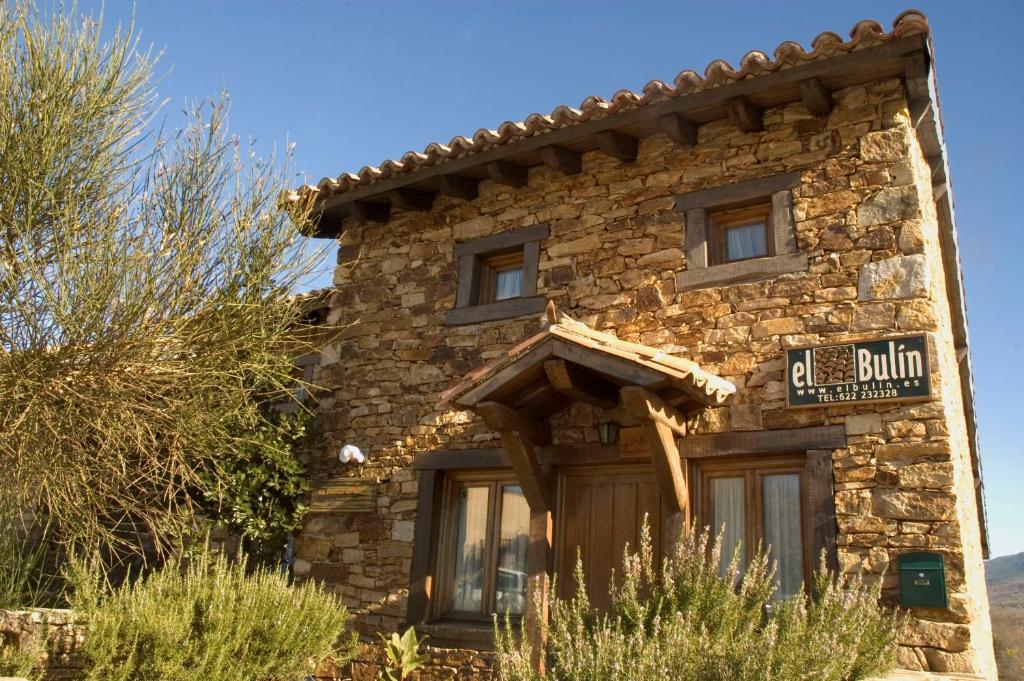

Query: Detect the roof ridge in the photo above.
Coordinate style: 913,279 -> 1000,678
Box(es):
302,10 -> 929,200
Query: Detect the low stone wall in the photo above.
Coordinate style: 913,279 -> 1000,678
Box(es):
0,609 -> 84,681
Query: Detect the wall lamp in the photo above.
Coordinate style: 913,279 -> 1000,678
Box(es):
596,421 -> 620,446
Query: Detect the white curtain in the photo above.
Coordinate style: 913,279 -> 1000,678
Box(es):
495,486 -> 530,614
451,486 -> 489,612
712,477 -> 746,578
726,223 -> 768,261
494,268 -> 523,300
763,474 -> 804,598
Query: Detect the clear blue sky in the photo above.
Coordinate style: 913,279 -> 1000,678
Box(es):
81,1 -> 1023,558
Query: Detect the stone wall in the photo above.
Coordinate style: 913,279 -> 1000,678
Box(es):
299,76 -> 995,676
0,610 -> 84,681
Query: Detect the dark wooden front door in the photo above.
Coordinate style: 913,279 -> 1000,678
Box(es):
555,464 -> 663,610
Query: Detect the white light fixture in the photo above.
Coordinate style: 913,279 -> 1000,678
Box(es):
339,444 -> 365,465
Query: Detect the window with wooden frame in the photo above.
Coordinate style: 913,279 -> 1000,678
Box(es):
692,455 -> 810,599
446,224 -> 549,326
434,471 -> 530,621
708,202 -> 774,265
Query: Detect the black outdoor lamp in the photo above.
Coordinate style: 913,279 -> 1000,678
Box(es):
596,421 -> 620,445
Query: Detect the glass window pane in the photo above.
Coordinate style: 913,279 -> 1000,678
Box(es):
495,486 -> 530,615
711,477 -> 746,577
725,222 -> 768,261
450,486 -> 490,612
494,268 -> 523,301
763,473 -> 804,599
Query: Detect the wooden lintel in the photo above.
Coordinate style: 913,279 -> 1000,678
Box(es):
388,188 -> 435,212
348,200 -> 390,222
485,160 -> 529,187
677,425 -> 847,459
539,145 -> 582,175
659,112 -> 697,147
543,359 -> 618,410
799,78 -> 833,116
727,96 -> 763,132
595,130 -> 638,162
619,386 -> 688,436
436,174 -> 480,200
475,401 -> 552,445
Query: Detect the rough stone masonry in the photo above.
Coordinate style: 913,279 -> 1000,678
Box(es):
295,17 -> 996,680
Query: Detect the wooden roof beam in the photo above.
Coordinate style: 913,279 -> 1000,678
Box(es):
543,359 -> 618,410
348,200 -> 390,223
486,160 -> 530,187
539,145 -> 582,175
387,188 -> 435,212
595,129 -> 638,162
437,174 -> 480,200
660,113 -> 697,147
727,96 -> 763,132
799,78 -> 833,116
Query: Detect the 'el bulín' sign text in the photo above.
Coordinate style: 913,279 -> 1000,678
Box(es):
786,335 -> 931,408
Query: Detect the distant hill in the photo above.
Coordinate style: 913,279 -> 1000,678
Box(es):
987,552 -> 1024,680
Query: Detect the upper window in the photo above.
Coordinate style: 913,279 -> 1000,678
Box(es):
694,456 -> 808,599
676,172 -> 807,291
709,203 -> 773,265
436,472 -> 530,620
446,223 -> 549,326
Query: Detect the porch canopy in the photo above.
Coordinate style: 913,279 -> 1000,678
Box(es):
439,301 -> 735,515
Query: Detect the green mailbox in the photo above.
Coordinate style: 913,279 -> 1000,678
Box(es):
899,552 -> 947,609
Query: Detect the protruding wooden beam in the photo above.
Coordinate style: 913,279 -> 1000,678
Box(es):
539,145 -> 582,175
475,401 -> 552,445
543,359 -> 618,410
485,160 -> 529,187
595,130 -> 638,162
387,188 -> 435,212
348,200 -> 390,223
620,387 -> 688,516
436,174 -> 480,200
659,113 -> 697,147
799,78 -> 833,116
727,96 -> 763,132
477,401 -> 553,511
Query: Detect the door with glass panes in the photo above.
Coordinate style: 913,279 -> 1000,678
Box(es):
692,455 -> 810,598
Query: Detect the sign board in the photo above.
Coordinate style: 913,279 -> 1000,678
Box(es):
786,335 -> 930,408
618,426 -> 649,459
309,479 -> 376,514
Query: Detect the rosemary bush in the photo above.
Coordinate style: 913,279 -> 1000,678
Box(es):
69,551 -> 355,681
496,527 -> 900,681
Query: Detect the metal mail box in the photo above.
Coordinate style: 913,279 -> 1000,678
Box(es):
899,552 -> 948,609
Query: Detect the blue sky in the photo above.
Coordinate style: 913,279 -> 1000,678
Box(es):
81,1 -> 1023,558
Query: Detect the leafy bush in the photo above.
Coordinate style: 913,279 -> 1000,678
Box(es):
69,550 -> 355,681
377,627 -> 429,681
496,526 -> 900,681
0,502 -> 53,609
0,635 -> 42,681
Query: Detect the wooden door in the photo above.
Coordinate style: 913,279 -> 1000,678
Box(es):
556,465 -> 663,610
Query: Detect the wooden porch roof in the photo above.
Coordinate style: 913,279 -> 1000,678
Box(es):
439,302 -> 734,419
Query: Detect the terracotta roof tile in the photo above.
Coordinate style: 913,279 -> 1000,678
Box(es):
301,10 -> 929,200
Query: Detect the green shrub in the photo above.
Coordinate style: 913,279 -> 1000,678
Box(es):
0,635 -> 42,681
69,550 -> 356,681
496,526 -> 900,681
0,502 -> 53,609
377,627 -> 429,681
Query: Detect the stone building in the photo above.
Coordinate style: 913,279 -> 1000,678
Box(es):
294,11 -> 995,678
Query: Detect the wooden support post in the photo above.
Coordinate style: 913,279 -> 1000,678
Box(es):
525,509 -> 553,673
436,174 -> 480,200
659,112 -> 697,147
799,78 -> 833,116
485,160 -> 530,187
620,387 -> 689,530
543,359 -> 618,410
595,130 -> 638,162
539,145 -> 582,175
476,401 -> 553,511
387,188 -> 435,212
406,469 -> 440,624
727,96 -> 763,132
